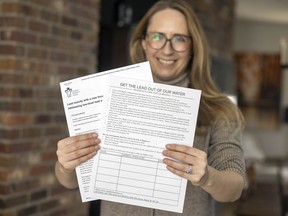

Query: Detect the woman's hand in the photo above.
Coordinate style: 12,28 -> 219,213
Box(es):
56,132 -> 101,173
162,144 -> 209,186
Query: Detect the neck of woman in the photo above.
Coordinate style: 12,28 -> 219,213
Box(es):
153,72 -> 189,87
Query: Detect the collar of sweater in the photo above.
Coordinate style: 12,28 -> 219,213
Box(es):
153,72 -> 189,88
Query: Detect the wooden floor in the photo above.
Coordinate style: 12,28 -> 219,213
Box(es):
237,183 -> 282,216
217,160 -> 288,216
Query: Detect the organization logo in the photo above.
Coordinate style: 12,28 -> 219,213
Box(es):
65,87 -> 72,97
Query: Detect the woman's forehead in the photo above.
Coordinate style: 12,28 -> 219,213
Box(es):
147,8 -> 189,35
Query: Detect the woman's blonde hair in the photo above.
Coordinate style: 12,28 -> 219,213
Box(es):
129,0 -> 244,129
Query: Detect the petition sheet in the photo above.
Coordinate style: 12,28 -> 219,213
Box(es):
59,62 -> 153,202
90,76 -> 201,213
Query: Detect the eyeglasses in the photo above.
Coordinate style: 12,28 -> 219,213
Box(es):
145,32 -> 191,52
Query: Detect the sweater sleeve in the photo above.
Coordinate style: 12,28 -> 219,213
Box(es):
207,119 -> 247,186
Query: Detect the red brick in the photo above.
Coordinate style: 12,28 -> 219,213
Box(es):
0,87 -> 34,98
0,143 -> 8,152
70,31 -> 82,40
30,164 -> 51,176
0,16 -> 26,28
31,189 -> 47,201
41,10 -> 59,23
62,16 -> 77,27
1,2 -> 20,14
0,211 -> 16,216
23,74 -> 48,86
0,155 -> 18,167
0,87 -> 18,97
50,51 -> 68,62
44,126 -> 67,136
1,2 -> 38,17
82,56 -> 94,65
51,26 -> 68,37
29,20 -> 49,33
54,114 -> 66,123
0,59 -> 22,71
0,169 -> 9,181
41,149 -> 57,160
57,66 -> 77,74
77,20 -> 93,31
0,167 -> 28,182
83,33 -> 98,44
0,129 -> 20,141
22,128 -> 43,138
20,88 -> 34,97
13,179 -> 40,193
77,67 -> 89,76
48,209 -> 67,216
0,142 -> 39,153
21,101 -> 46,112
27,47 -> 48,60
50,185 -> 69,196
36,90 -> 61,99
73,0 -> 98,9
35,115 -> 51,124
29,62 -> 50,73
0,45 -> 25,56
39,36 -> 58,48
58,40 -> 76,51
70,6 -> 98,21
27,0 -> 51,7
17,205 -> 38,216
0,113 -> 33,125
0,184 -> 13,195
0,195 -> 28,208
40,199 -> 58,211
0,73 -> 21,85
0,100 -> 22,112
0,30 -> 37,44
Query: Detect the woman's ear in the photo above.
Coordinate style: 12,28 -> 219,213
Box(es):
141,38 -> 147,51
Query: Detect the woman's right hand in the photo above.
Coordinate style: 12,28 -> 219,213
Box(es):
56,132 -> 101,173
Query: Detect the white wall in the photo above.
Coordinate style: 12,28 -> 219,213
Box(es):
233,19 -> 288,53
233,19 -> 288,159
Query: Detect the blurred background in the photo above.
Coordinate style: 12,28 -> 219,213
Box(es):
0,0 -> 287,215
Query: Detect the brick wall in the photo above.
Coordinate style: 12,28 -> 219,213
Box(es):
190,0 -> 235,60
190,0 -> 236,94
0,0 -> 100,215
0,0 -> 235,215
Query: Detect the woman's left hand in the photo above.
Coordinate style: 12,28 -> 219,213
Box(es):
162,144 -> 209,186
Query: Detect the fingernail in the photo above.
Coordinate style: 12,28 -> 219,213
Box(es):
163,158 -> 167,164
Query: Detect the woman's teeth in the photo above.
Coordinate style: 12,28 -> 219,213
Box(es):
159,59 -> 174,65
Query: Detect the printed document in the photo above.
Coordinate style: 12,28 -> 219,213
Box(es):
59,62 -> 153,202
89,76 -> 201,213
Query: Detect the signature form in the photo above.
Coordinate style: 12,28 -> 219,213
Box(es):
89,76 -> 201,213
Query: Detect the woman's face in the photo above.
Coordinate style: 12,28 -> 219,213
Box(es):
142,9 -> 192,81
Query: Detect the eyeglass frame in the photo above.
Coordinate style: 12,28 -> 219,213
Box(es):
143,32 -> 192,52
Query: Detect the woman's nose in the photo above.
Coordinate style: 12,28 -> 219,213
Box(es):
162,40 -> 174,54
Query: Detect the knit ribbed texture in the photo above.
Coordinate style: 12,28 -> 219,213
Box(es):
153,71 -> 190,87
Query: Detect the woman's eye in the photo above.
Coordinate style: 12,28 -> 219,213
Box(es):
152,33 -> 162,41
174,36 -> 186,43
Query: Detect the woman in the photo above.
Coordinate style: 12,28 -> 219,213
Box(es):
55,0 -> 246,215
